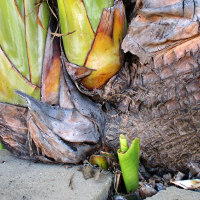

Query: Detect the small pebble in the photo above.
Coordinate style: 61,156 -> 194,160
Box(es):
149,175 -> 162,188
173,171 -> 185,181
82,165 -> 95,180
139,184 -> 157,199
148,179 -> 155,188
139,172 -> 145,181
156,183 -> 166,191
163,173 -> 172,183
188,162 -> 200,177
152,175 -> 162,182
77,166 -> 83,171
114,195 -> 127,200
139,164 -> 151,180
196,172 -> 200,179
65,165 -> 72,169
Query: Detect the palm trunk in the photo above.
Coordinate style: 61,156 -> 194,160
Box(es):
105,0 -> 200,172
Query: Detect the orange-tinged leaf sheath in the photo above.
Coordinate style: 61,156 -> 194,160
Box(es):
113,2 -> 126,44
41,54 -> 61,104
41,18 -> 61,105
81,0 -> 126,90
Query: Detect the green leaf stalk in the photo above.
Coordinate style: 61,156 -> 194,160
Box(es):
117,134 -> 140,193
0,143 -> 4,150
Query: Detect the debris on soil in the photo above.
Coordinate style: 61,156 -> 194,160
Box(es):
148,175 -> 162,188
197,173 -> 200,179
89,151 -> 116,170
170,179 -> 200,190
65,165 -> 72,169
79,153 -> 200,199
139,164 -> 151,180
77,166 -> 83,172
120,163 -> 200,199
114,171 -> 123,193
117,162 -> 200,199
162,173 -> 172,183
188,163 -> 200,178
114,195 -> 127,200
62,147 -> 200,199
69,172 -> 74,190
114,192 -> 141,200
94,167 -> 102,182
82,165 -> 95,180
156,183 -> 166,191
139,184 -> 157,199
172,171 -> 185,181
89,155 -> 108,170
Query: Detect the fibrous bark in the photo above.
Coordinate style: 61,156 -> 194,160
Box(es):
105,0 -> 200,171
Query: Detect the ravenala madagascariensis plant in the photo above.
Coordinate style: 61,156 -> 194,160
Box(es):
58,0 -> 126,90
0,0 -> 119,163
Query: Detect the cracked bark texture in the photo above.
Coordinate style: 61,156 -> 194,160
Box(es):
105,0 -> 200,172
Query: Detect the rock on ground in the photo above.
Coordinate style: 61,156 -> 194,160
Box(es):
0,150 -> 112,200
146,186 -> 200,200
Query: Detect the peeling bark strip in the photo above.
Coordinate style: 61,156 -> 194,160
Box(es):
0,103 -> 29,157
122,0 -> 200,64
41,16 -> 61,105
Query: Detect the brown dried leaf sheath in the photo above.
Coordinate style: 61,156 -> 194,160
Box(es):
0,69 -> 105,163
